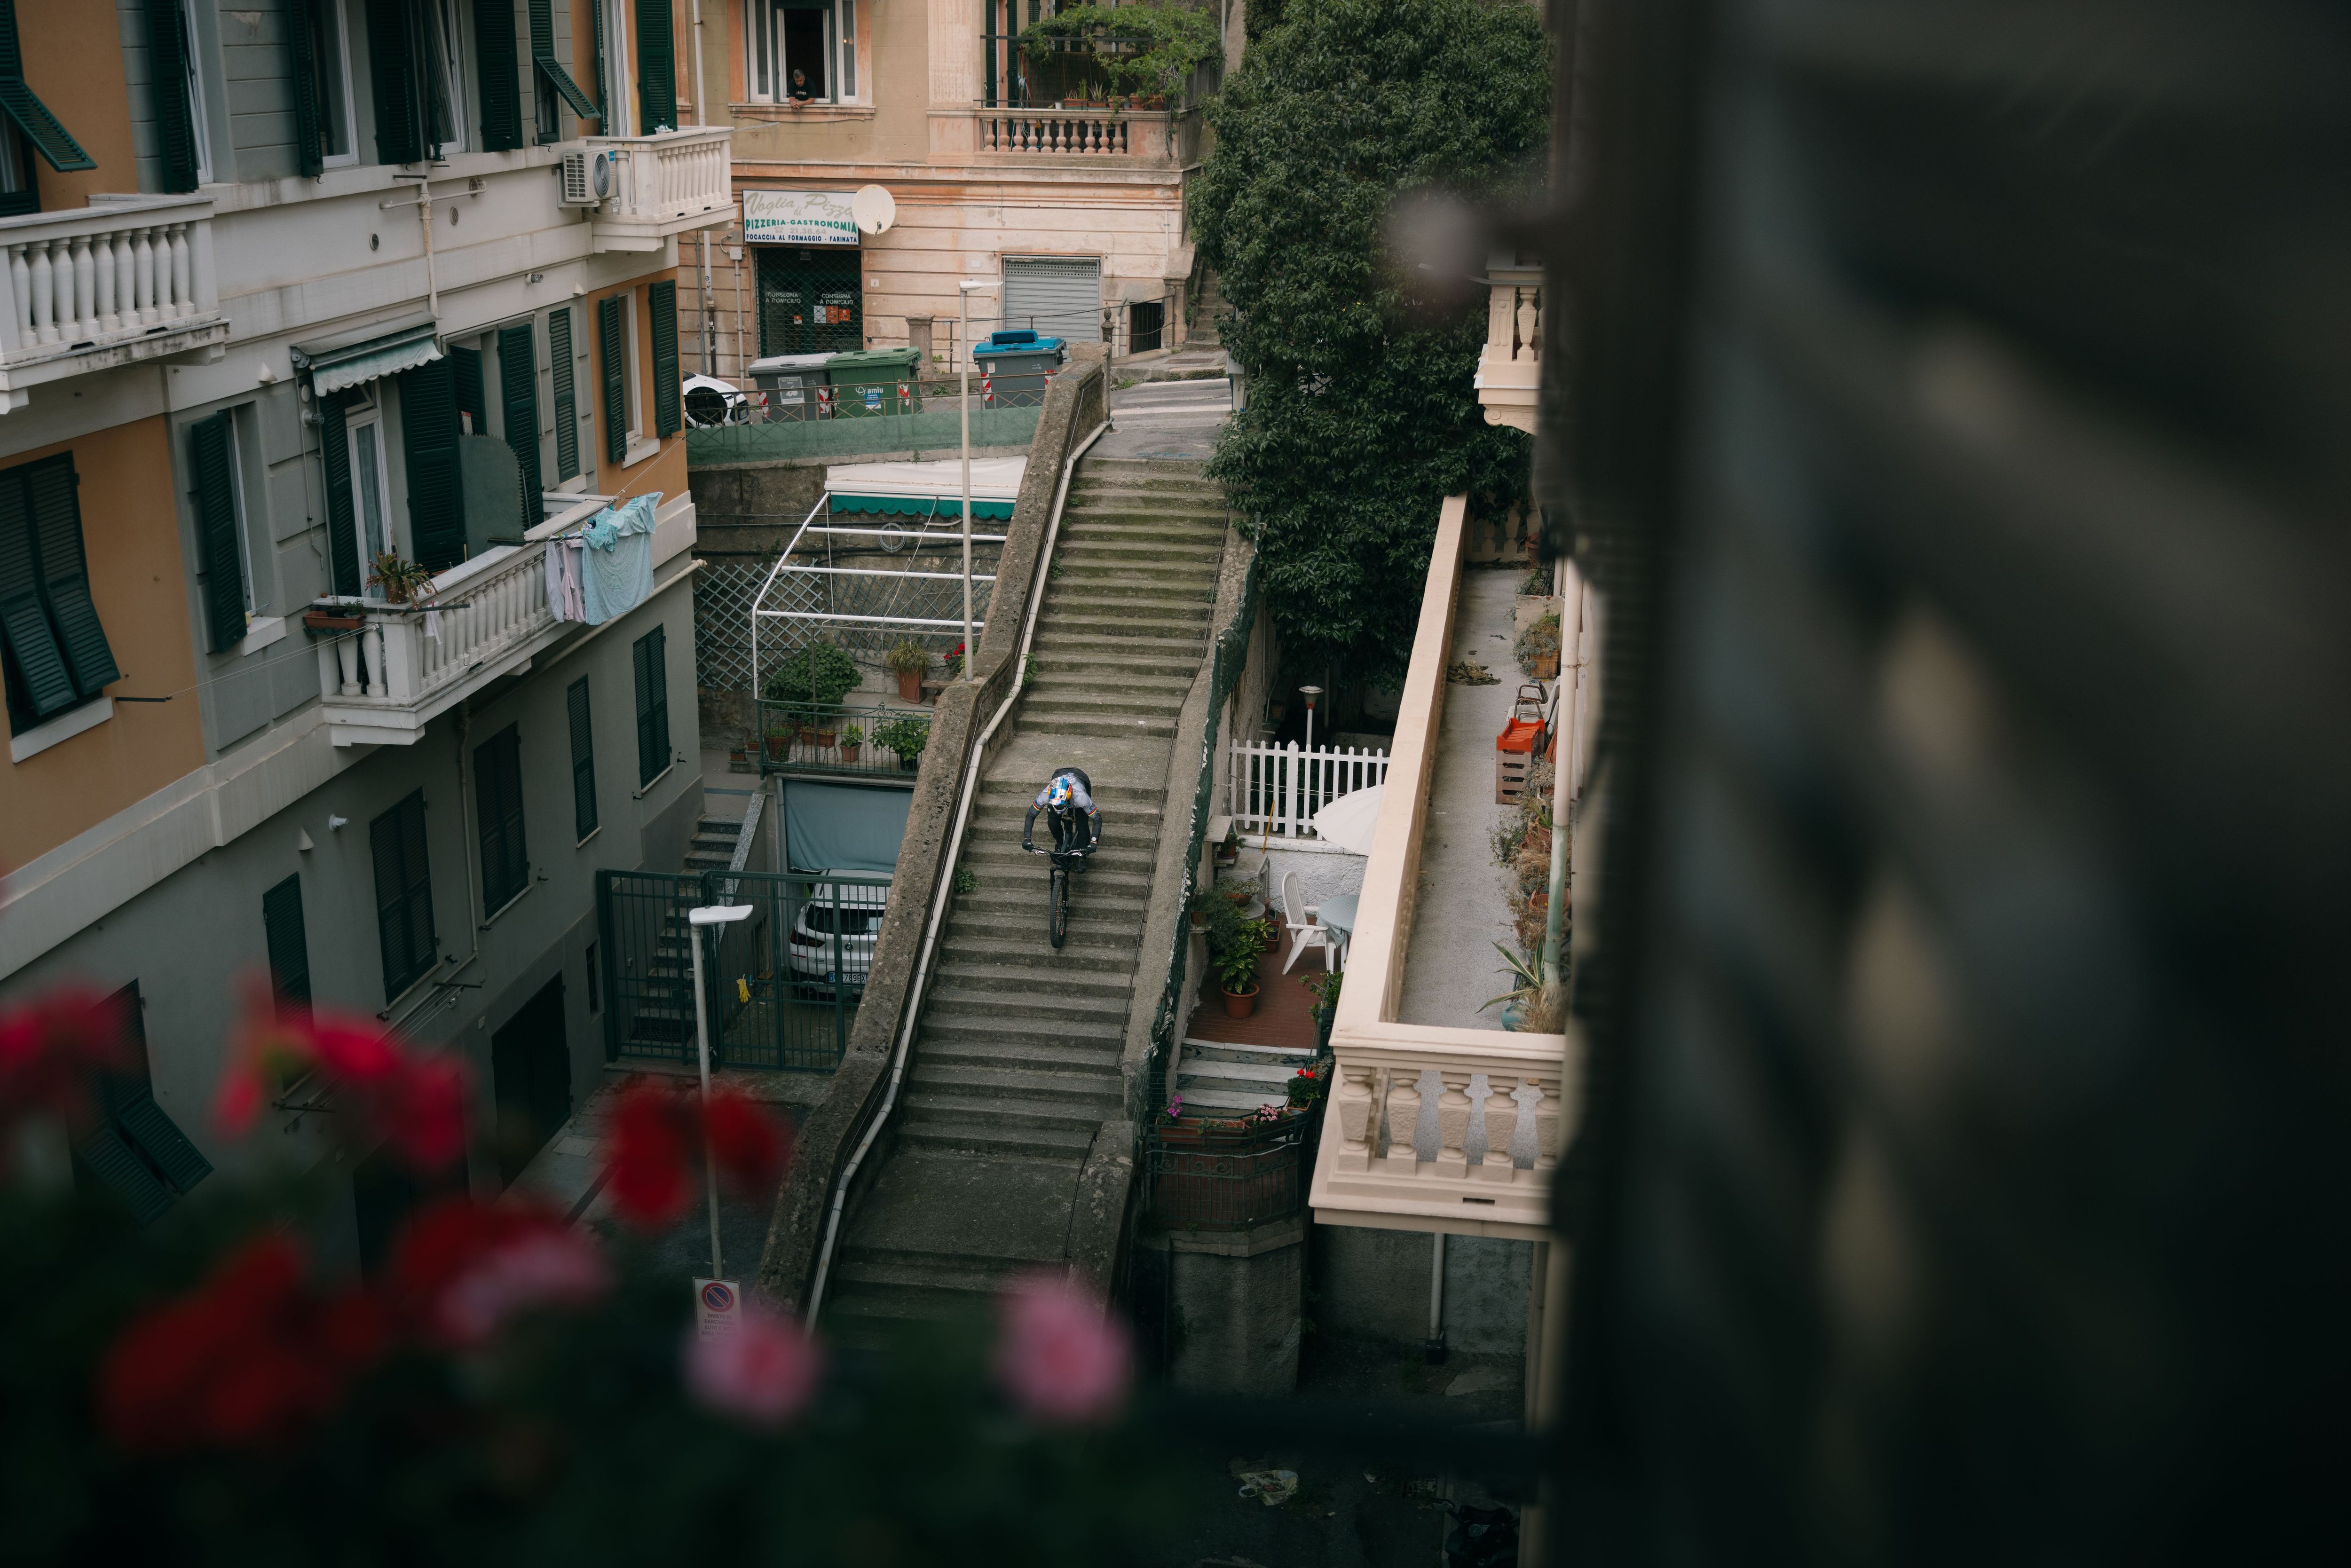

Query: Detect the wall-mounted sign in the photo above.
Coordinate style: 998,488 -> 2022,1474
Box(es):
742,189 -> 860,246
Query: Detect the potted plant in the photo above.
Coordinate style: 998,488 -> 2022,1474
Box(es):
1515,612 -> 1562,681
1215,938 -> 1261,1017
762,641 -> 862,708
943,641 -> 966,682
366,552 -> 434,606
874,715 -> 929,770
302,600 -> 364,632
884,640 -> 930,702
839,723 -> 864,761
1212,824 -> 1240,869
764,725 -> 793,761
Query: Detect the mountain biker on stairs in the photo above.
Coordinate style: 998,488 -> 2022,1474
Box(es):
1023,767 -> 1102,869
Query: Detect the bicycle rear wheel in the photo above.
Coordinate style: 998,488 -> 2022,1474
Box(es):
1049,862 -> 1068,949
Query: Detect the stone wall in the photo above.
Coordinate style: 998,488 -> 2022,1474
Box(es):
1311,1225 -> 1535,1357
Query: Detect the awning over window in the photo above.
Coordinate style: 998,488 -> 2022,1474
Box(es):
828,493 -> 1017,521
291,316 -> 444,397
823,457 -> 1026,522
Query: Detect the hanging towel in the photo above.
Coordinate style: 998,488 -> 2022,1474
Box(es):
563,539 -> 588,622
544,535 -> 568,621
579,492 -> 661,626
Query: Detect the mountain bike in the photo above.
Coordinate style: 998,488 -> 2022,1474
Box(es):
1025,839 -> 1092,949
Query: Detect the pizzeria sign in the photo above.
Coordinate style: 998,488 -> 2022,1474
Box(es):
742,189 -> 860,247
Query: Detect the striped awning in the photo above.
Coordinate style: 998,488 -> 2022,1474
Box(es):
292,318 -> 443,396
828,492 -> 1017,521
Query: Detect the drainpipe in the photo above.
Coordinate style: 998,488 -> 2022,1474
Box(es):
689,0 -> 718,372
1426,1232 -> 1448,1363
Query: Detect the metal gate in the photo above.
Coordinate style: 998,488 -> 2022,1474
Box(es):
1001,255 -> 1103,342
596,868 -> 891,1072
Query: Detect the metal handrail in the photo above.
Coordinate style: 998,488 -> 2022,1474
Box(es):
804,415 -> 1111,1329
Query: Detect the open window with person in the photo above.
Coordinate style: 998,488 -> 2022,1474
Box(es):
743,0 -> 860,104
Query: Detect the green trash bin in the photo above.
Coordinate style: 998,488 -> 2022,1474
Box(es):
824,348 -> 923,419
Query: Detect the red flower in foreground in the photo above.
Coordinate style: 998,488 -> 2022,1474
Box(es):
0,984 -> 128,1130
215,979 -> 467,1172
993,1272 -> 1132,1427
101,1235 -> 389,1453
390,1196 -> 610,1347
683,1305 -> 823,1429
601,1083 -> 792,1230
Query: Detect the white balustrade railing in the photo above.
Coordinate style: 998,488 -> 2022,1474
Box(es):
318,541 -> 553,713
589,127 -> 734,225
1228,739 -> 1390,838
983,109 -> 1138,155
1328,1039 -> 1567,1188
0,195 -> 219,366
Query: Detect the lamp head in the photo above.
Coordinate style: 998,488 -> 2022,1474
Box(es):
688,904 -> 757,927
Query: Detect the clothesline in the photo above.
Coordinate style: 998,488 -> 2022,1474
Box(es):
545,490 -> 662,627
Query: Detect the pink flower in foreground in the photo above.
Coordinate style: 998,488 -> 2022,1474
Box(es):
0,983 -> 128,1128
683,1306 -> 823,1429
434,1227 -> 612,1347
993,1272 -> 1132,1427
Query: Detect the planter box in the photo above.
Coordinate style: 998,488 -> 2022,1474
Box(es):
303,610 -> 363,632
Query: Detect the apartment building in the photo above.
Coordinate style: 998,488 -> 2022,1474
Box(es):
0,0 -> 731,1264
678,0 -> 1234,376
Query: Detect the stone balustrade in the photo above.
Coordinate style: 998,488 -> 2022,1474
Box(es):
0,195 -> 226,405
1475,260 -> 1544,433
585,127 -> 735,252
972,107 -> 1181,161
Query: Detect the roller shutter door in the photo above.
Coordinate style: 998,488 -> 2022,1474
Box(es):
1000,256 -> 1103,343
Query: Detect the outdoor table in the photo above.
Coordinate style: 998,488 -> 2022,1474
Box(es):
1318,891 -> 1359,968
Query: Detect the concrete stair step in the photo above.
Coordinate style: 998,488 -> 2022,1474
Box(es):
1030,627 -> 1209,656
920,1035 -> 1125,1073
1181,1039 -> 1320,1066
932,959 -> 1137,997
902,1087 -> 1109,1134
907,1063 -> 1123,1109
950,887 -> 1150,924
939,937 -> 1136,976
1174,1085 -> 1296,1114
896,1115 -> 1097,1162
1057,534 -> 1226,556
925,984 -> 1128,1026
1076,457 -> 1208,478
1051,560 -> 1220,587
1030,649 -> 1200,677
1020,714 -> 1183,741
976,780 -> 1167,808
832,1246 -> 1041,1297
962,847 -> 1158,879
919,1010 -> 1127,1052
1177,1055 -> 1301,1087
1043,581 -> 1217,607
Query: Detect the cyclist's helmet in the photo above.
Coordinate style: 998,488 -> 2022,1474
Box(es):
1046,776 -> 1074,811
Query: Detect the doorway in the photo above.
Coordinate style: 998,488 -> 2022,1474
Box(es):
491,975 -> 572,1188
756,246 -> 863,356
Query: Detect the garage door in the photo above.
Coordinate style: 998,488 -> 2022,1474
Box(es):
1001,256 -> 1103,343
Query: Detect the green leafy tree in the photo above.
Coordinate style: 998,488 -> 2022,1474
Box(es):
1189,0 -> 1546,684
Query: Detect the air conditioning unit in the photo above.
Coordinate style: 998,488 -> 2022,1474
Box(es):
558,148 -> 618,207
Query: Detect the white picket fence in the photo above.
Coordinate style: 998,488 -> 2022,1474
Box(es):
1228,740 -> 1389,838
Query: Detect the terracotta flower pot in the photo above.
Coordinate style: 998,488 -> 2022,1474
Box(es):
1221,984 -> 1259,1019
811,730 -> 837,749
839,744 -> 860,761
303,610 -> 363,632
897,670 -> 923,701
765,735 -> 791,760
1532,652 -> 1560,680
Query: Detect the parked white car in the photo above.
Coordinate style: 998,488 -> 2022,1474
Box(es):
785,875 -> 889,998
683,373 -> 747,428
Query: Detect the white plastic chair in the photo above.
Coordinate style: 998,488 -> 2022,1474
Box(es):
1278,869 -> 1340,975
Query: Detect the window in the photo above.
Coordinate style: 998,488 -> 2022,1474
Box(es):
0,453 -> 120,737
366,0 -> 511,161
72,982 -> 214,1226
744,0 -> 857,103
143,0 -> 216,189
289,0 -> 357,174
421,0 -> 472,153
631,625 -> 669,786
0,0 -> 96,211
650,279 -> 681,437
371,789 -> 438,1000
189,412 -> 255,653
346,391 -> 394,581
497,322 -> 544,513
400,356 -> 468,571
597,292 -> 639,467
263,874 -> 314,1022
549,305 -> 581,482
633,0 -> 676,132
598,0 -> 632,136
567,675 -> 598,839
475,723 -> 529,914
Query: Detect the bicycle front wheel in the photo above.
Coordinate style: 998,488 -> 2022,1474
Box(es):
1049,862 -> 1068,950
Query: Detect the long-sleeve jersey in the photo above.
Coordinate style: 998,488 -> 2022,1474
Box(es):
1023,767 -> 1100,851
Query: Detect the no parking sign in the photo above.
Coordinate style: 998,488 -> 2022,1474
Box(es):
695,1277 -> 743,1341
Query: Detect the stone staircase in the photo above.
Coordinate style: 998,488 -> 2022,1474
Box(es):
1174,1040 -> 1315,1116
1188,269 -> 1229,348
684,813 -> 742,875
821,457 -> 1230,1337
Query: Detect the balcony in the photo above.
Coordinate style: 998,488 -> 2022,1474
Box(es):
1473,258 -> 1542,434
585,127 -> 735,252
1307,495 -> 1580,1242
313,490 -> 695,746
0,195 -> 227,410
960,105 -> 1199,165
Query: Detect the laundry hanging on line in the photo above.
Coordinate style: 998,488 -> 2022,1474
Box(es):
544,492 -> 661,626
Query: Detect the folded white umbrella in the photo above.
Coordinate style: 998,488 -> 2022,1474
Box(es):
1310,785 -> 1384,855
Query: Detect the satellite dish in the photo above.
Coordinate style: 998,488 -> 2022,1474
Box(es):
852,184 -> 897,236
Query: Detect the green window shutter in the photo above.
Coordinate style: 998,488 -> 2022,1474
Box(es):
0,463 -> 77,722
632,624 -> 668,785
549,306 -> 580,481
98,982 -> 213,1201
590,0 -> 607,122
77,1125 -> 177,1224
371,789 -> 436,1001
474,724 -> 528,914
142,0 -> 201,191
474,0 -> 523,151
366,0 -> 423,164
401,357 -> 467,571
0,0 -> 95,173
28,457 -> 120,699
451,344 -> 486,434
529,0 -> 596,122
189,414 -> 247,654
287,0 -> 324,177
649,278 -> 682,437
263,873 -> 312,1020
636,0 -> 677,131
567,675 -> 598,839
320,392 -> 360,595
497,323 -> 544,519
598,294 -> 626,467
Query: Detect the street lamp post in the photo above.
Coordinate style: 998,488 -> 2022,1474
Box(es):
957,277 -> 999,679
686,902 -> 754,1279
